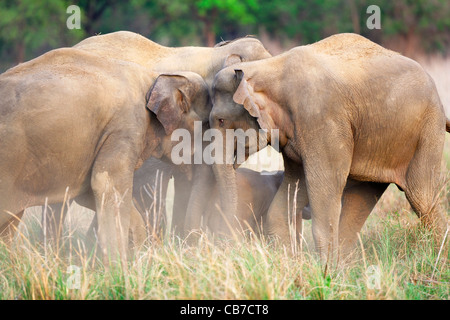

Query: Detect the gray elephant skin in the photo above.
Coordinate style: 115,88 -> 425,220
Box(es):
200,168 -> 283,238
209,33 -> 450,262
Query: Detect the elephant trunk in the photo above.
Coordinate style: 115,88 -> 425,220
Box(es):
212,161 -> 238,233
208,124 -> 239,236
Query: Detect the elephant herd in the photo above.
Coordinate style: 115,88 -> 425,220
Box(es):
0,31 -> 448,263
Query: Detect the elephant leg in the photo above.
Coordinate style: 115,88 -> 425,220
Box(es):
184,164 -> 215,236
171,171 -> 193,237
135,168 -> 171,239
90,146 -> 140,264
303,137 -> 352,263
307,174 -> 347,264
86,214 -> 98,245
129,204 -> 147,247
265,157 -> 308,245
0,210 -> 24,246
153,170 -> 170,238
76,191 -> 99,245
403,135 -> 448,246
80,189 -> 146,249
338,180 -> 389,256
42,190 -> 91,244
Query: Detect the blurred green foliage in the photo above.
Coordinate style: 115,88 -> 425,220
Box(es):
1,0 -> 449,72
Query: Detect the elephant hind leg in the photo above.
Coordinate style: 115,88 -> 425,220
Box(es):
338,180 -> 388,256
0,210 -> 25,246
403,129 -> 447,245
404,173 -> 447,245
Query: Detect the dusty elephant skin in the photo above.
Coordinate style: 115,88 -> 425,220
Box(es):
199,168 -> 283,238
0,39 -> 213,262
210,33 -> 450,262
34,31 -> 272,241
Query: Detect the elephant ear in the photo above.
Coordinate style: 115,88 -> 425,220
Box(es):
232,69 -> 274,131
146,74 -> 191,135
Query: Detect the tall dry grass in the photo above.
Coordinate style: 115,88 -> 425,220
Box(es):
0,57 -> 448,300
0,209 -> 448,300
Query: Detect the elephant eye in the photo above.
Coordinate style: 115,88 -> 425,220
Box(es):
219,119 -> 225,127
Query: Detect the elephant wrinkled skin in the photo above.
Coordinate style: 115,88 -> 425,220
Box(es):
210,33 -> 450,262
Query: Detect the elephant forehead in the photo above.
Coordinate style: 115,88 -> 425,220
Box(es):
213,68 -> 238,92
211,100 -> 246,120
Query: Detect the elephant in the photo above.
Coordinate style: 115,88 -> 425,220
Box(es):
0,41 -> 213,261
187,168 -> 283,238
35,31 -> 272,242
208,33 -> 449,262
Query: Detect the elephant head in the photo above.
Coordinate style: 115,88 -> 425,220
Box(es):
214,37 -> 272,69
182,36 -> 273,88
208,67 -> 277,222
143,39 -> 272,237
146,71 -> 211,168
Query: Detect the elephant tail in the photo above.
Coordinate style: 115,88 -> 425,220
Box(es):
447,118 -> 450,133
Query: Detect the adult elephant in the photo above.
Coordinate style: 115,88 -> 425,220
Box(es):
209,33 -> 449,262
38,31 -> 272,240
0,43 -> 212,261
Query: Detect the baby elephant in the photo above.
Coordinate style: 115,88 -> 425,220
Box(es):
202,168 -> 283,238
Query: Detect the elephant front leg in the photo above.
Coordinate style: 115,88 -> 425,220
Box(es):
265,158 -> 308,245
304,166 -> 350,264
171,170 -> 193,237
184,164 -> 215,237
90,148 -> 143,265
301,124 -> 353,264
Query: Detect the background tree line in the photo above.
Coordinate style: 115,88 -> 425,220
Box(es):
1,0 -> 450,72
